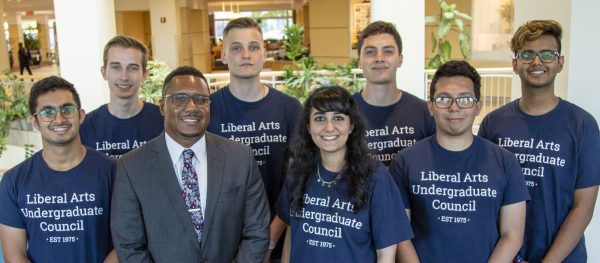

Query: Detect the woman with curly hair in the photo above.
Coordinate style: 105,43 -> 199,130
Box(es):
274,86 -> 419,262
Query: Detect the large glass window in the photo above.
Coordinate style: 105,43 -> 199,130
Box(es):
213,10 -> 293,41
471,0 -> 514,61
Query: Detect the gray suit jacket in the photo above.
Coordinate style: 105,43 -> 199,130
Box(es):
111,132 -> 270,263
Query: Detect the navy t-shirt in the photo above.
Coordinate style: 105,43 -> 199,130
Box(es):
353,91 -> 435,166
389,136 -> 530,263
0,149 -> 115,263
208,86 -> 302,215
478,99 -> 600,262
277,160 -> 414,262
80,102 -> 164,158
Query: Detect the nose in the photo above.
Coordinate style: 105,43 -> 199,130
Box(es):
448,99 -> 460,112
119,68 -> 128,80
531,54 -> 543,65
375,50 -> 384,62
183,97 -> 200,111
324,120 -> 335,131
241,47 -> 251,58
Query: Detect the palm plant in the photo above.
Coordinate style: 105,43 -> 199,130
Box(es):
425,0 -> 472,68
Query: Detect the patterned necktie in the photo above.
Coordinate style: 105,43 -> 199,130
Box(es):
182,149 -> 204,242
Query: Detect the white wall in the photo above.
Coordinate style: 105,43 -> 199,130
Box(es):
567,1 -> 600,262
371,0 -> 426,99
53,0 -> 116,112
149,0 -> 180,68
114,0 -> 150,11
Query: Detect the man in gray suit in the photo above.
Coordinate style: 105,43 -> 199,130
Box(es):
111,66 -> 270,262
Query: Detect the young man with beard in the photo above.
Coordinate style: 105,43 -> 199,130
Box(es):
354,21 -> 435,166
390,61 -> 529,262
207,17 -> 302,260
478,20 -> 599,262
80,36 -> 164,158
0,76 -> 117,262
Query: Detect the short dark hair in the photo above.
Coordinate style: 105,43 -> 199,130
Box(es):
29,76 -> 81,114
162,66 -> 209,95
103,35 -> 149,72
511,20 -> 562,55
357,21 -> 402,56
429,60 -> 481,100
223,17 -> 263,38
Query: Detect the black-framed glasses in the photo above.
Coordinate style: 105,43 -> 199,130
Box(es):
516,50 -> 560,63
163,93 -> 211,108
433,96 -> 478,109
33,105 -> 79,122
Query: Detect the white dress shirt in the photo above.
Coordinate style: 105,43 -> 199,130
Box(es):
165,133 -> 208,215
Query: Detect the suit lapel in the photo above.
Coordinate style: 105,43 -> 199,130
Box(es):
200,133 -> 225,250
151,133 -> 201,250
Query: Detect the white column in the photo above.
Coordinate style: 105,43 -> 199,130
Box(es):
371,0 -> 425,99
0,0 -> 9,71
568,1 -> 600,262
511,0 -> 571,100
53,0 -> 116,111
149,0 -> 180,68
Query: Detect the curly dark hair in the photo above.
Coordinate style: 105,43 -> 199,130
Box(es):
29,76 -> 80,115
429,60 -> 481,101
288,86 -> 373,213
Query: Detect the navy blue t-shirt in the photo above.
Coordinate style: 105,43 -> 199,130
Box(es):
277,160 -> 413,262
80,102 -> 164,158
353,91 -> 435,166
0,149 -> 115,263
390,136 -> 530,263
208,86 -> 302,215
478,99 -> 600,262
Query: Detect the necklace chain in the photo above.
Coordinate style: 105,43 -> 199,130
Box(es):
317,166 -> 341,188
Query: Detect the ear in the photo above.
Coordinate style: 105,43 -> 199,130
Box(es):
221,48 -> 229,65
557,56 -> 565,73
101,66 -> 107,80
78,109 -> 86,124
142,68 -> 149,81
512,59 -> 518,74
427,101 -> 434,116
398,54 -> 404,68
30,115 -> 40,131
159,99 -> 166,117
474,101 -> 482,116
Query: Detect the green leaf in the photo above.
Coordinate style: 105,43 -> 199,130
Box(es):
454,18 -> 464,31
440,40 -> 452,61
443,11 -> 454,19
459,38 -> 471,59
425,15 -> 438,24
438,20 -> 451,39
458,32 -> 468,41
431,32 -> 437,53
456,12 -> 472,20
428,55 -> 441,68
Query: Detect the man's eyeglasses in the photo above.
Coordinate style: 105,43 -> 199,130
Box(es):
33,105 -> 79,122
163,93 -> 211,108
433,96 -> 478,109
516,50 -> 560,63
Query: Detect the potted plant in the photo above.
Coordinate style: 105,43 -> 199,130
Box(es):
425,0 -> 472,68
139,61 -> 172,105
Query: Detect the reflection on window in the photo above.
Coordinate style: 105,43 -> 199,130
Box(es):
472,0 -> 514,61
214,10 -> 293,41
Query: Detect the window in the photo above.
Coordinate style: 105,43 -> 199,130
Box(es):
213,10 -> 293,41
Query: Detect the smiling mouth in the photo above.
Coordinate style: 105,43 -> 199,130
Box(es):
115,84 -> 133,89
49,125 -> 71,134
321,135 -> 339,141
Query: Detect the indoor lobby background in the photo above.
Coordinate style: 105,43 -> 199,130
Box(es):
0,0 -> 599,262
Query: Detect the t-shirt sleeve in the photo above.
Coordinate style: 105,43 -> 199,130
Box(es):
502,152 -> 530,206
574,116 -> 600,189
370,165 -> 414,249
477,115 -> 489,139
388,154 -> 411,209
0,172 -> 26,228
425,112 -> 436,137
276,180 -> 291,224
